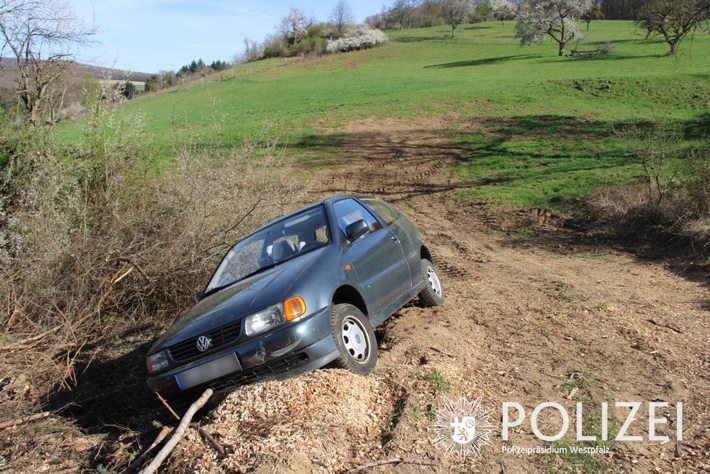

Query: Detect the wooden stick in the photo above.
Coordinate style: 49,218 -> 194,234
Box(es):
0,344 -> 31,351
430,346 -> 455,358
129,426 -> 172,472
154,391 -> 180,421
345,457 -> 435,473
110,257 -> 151,283
0,411 -> 51,430
140,388 -> 213,474
112,266 -> 134,285
197,426 -> 226,457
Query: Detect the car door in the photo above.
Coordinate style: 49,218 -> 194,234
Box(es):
333,198 -> 410,319
360,197 -> 419,285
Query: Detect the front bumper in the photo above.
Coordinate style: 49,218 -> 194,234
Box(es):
146,305 -> 338,399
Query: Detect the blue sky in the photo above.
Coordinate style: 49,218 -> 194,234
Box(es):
72,0 -> 385,74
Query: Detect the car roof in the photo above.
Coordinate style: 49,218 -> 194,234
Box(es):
250,195 -> 373,234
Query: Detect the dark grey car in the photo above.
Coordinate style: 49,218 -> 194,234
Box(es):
146,195 -> 444,400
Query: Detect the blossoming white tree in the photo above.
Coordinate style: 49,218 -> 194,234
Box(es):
325,28 -> 388,53
493,0 -> 517,27
514,0 -> 589,56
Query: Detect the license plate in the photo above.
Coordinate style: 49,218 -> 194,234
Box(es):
175,353 -> 242,390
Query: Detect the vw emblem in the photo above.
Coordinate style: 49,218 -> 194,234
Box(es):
196,335 -> 212,352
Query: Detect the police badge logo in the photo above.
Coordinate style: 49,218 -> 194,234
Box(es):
429,396 -> 495,460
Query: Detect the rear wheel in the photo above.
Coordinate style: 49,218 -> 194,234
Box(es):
330,303 -> 378,374
419,259 -> 445,307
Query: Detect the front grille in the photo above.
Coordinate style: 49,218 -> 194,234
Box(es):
210,353 -> 310,390
168,320 -> 242,362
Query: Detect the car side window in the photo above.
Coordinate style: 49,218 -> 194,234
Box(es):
361,198 -> 401,226
333,199 -> 382,238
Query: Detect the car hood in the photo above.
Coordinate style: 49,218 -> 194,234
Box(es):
149,247 -> 328,352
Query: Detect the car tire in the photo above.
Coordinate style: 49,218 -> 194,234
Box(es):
419,259 -> 445,307
330,303 -> 378,375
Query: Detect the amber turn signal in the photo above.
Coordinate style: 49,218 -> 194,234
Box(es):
283,296 -> 306,321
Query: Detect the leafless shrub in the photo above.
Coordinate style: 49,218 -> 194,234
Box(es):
684,142 -> 710,219
587,122 -> 709,251
0,96 -> 307,397
586,182 -> 688,230
614,119 -> 685,223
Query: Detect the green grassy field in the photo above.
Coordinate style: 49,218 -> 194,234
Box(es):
61,21 -> 710,208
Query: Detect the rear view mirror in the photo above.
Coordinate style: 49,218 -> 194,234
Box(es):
345,219 -> 369,241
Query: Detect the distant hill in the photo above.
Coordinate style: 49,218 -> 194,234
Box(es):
0,57 -> 152,89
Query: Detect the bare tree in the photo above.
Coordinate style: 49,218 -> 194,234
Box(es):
636,0 -> 710,55
278,8 -> 314,47
514,0 -> 588,56
581,4 -> 602,30
439,0 -> 472,37
242,38 -> 261,62
329,0 -> 355,37
391,0 -> 421,30
0,0 -> 96,125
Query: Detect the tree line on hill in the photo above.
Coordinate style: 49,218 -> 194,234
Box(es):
365,0 -> 707,27
141,0 -> 709,96
363,0 -> 707,56
0,0 -> 708,123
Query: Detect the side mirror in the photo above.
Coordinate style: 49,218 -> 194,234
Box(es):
345,219 -> 370,241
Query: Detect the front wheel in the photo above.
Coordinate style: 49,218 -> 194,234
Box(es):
330,303 -> 378,375
418,259 -> 445,307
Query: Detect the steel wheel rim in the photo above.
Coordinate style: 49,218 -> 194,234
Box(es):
341,316 -> 370,363
427,267 -> 442,297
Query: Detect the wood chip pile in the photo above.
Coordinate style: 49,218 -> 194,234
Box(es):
174,369 -> 396,473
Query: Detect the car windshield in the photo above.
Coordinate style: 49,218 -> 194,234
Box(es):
205,205 -> 331,294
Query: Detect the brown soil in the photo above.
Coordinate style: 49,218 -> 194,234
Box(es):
2,116 -> 708,473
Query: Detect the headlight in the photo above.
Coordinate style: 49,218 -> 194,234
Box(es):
146,350 -> 169,374
245,303 -> 285,336
245,297 -> 307,336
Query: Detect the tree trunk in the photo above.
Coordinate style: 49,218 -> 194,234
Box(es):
558,41 -> 566,57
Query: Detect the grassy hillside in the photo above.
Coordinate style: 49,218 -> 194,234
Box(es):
62,21 -> 710,208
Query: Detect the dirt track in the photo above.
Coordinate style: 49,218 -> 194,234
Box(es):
169,117 -> 710,473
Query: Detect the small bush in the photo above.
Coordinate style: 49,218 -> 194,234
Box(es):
326,28 -> 388,53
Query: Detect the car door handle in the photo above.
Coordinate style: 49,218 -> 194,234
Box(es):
390,236 -> 399,243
